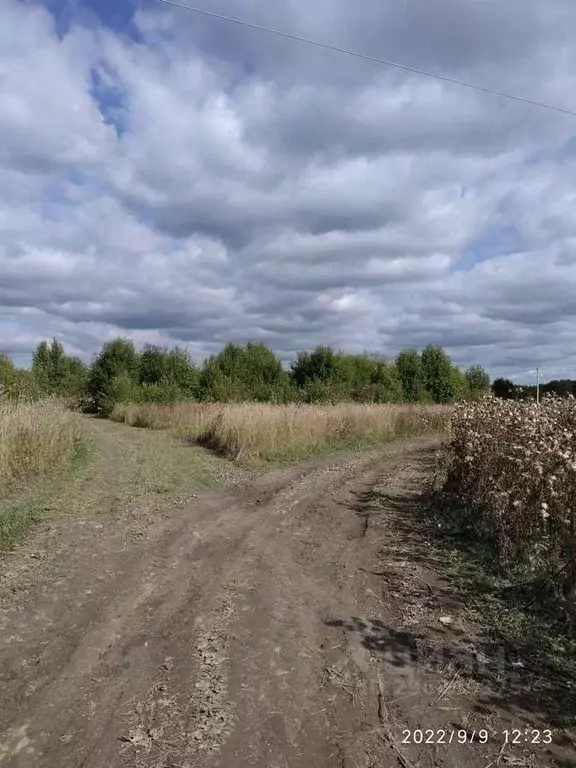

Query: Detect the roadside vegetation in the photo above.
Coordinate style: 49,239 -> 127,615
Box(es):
0,337 -> 474,544
0,338 -> 488,465
435,391 -> 576,690
442,395 -> 576,604
427,396 -> 576,720
0,398 -> 83,494
112,401 -> 452,463
1,336 -> 491,413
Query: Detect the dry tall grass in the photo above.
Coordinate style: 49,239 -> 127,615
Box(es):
0,398 -> 84,493
112,401 -> 451,462
444,395 -> 576,605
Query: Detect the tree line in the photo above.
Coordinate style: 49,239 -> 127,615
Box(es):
0,338 -> 492,414
491,377 -> 576,401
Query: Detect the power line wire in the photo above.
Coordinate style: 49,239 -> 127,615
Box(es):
158,0 -> 576,118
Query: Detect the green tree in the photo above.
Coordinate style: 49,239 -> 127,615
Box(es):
492,377 -> 517,400
370,361 -> 404,403
164,347 -> 199,398
200,342 -> 291,402
31,341 -> 50,390
334,353 -> 376,390
0,353 -> 16,399
302,379 -> 334,403
199,343 -> 250,402
31,339 -> 87,396
0,354 -> 42,401
109,371 -> 142,405
421,345 -> 455,404
241,342 -> 293,402
291,346 -> 337,388
0,352 -> 15,387
48,339 -> 68,391
32,339 -> 67,394
396,349 -> 425,403
65,356 -> 88,396
87,338 -> 140,414
450,367 -> 471,401
464,365 -> 491,396
139,344 -> 167,386
138,345 -> 199,402
543,379 -> 576,398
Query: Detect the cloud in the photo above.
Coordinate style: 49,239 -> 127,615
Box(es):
0,0 -> 576,384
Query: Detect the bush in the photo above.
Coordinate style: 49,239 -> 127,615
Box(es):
87,338 -> 140,415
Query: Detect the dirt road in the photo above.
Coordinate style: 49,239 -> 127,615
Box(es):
0,423 -> 574,767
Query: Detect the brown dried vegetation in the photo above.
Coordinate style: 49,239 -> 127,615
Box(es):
111,401 -> 452,463
444,395 -> 576,610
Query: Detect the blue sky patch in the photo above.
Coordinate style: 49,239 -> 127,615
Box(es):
458,224 -> 524,273
89,65 -> 128,138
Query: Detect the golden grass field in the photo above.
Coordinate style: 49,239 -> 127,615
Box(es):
112,401 -> 452,462
0,398 -> 83,493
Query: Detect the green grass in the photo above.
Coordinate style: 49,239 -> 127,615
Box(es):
259,432 -> 416,468
0,415 -> 242,552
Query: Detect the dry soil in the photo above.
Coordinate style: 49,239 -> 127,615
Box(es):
0,420 -> 574,767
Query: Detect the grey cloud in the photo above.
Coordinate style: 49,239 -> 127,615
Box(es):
0,3 -> 113,174
1,0 -> 576,381
148,0 -> 574,88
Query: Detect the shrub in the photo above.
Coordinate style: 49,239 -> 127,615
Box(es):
87,338 -> 140,415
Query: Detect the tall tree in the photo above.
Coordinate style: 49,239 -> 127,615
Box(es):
62,356 -> 88,399
87,338 -> 139,414
291,346 -> 337,388
199,343 -> 249,402
139,344 -> 168,386
465,365 -> 490,396
32,338 -> 85,395
333,353 -> 375,390
164,347 -> 199,397
450,367 -> 471,402
1,353 -> 42,401
200,342 -> 291,402
0,353 -> 15,398
492,377 -> 517,400
542,379 -> 576,398
396,349 -> 425,403
241,342 -> 292,402
421,345 -> 455,404
370,361 -> 404,403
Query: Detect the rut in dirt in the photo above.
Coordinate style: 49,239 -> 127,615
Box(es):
0,432 -> 574,768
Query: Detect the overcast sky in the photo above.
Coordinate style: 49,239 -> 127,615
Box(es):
1,0 -> 576,382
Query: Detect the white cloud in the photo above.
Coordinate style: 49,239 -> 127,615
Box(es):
0,0 -> 576,382
0,2 -> 114,173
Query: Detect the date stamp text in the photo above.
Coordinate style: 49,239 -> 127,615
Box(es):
400,729 -> 553,746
